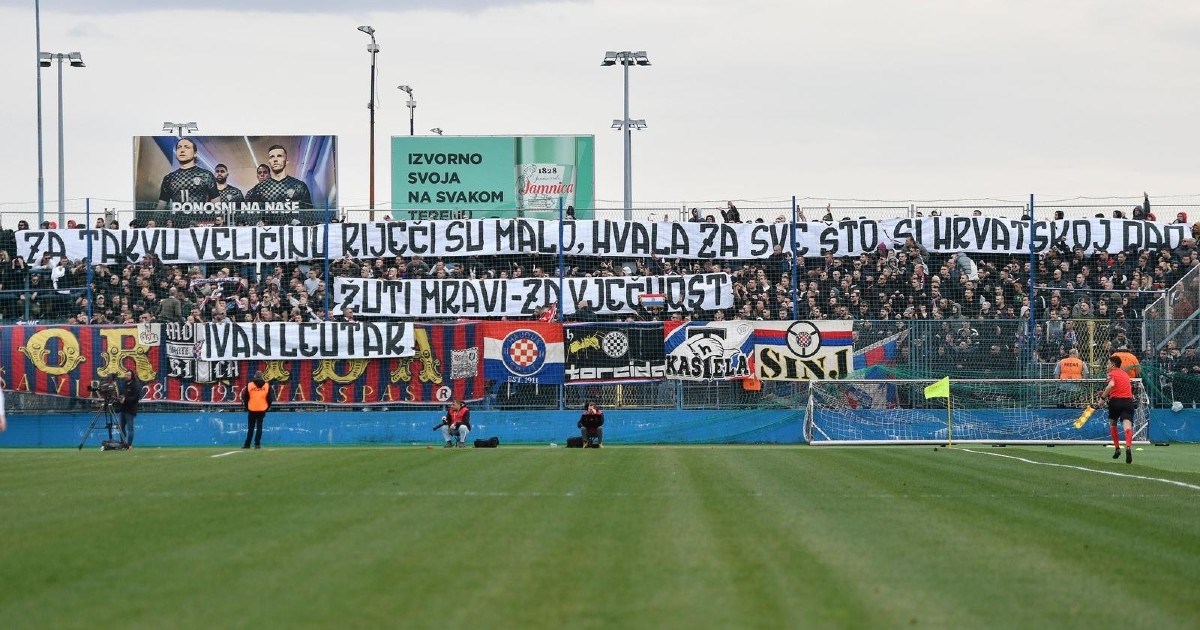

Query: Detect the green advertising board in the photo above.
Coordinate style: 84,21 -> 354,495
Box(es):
391,135 -> 595,219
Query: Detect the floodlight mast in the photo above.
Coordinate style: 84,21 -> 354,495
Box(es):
359,25 -> 379,221
162,121 -> 198,137
398,85 -> 415,136
601,51 -> 650,220
41,51 -> 86,225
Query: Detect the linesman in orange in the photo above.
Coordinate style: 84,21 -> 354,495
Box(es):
242,371 -> 274,449
1055,349 -> 1089,380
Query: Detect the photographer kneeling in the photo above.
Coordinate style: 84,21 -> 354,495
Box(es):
433,399 -> 471,448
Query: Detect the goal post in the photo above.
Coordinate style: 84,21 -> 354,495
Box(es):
805,378 -> 1150,446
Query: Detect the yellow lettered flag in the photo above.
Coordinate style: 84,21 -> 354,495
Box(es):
924,376 -> 950,399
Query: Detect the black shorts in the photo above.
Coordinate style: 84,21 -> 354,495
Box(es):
1107,398 -> 1135,422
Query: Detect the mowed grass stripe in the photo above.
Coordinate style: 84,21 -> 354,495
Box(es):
822,447 -> 1200,627
1,446 -> 1199,629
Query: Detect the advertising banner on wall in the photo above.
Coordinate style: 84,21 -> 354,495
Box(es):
0,323 -> 481,406
133,135 -> 338,227
391,135 -> 595,220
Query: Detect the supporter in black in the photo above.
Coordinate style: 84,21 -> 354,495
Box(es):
118,373 -> 141,449
578,401 -> 604,448
721,201 -> 740,223
572,299 -> 599,322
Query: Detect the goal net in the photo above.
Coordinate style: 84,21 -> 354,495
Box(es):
805,378 -> 1150,445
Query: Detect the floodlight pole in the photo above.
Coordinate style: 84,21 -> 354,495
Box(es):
44,52 -> 85,227
622,59 -> 632,219
602,51 -> 649,221
35,0 -> 45,225
359,26 -> 379,221
398,86 -> 415,136
56,54 -> 64,225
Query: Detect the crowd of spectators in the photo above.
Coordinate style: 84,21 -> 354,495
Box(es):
2,204 -> 1199,376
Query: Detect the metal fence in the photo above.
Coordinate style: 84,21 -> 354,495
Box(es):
1,194 -> 1197,413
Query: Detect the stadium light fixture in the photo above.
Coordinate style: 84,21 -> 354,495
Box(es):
162,121 -> 199,137
398,85 -> 415,136
41,51 -> 85,227
601,50 -> 650,220
359,25 -> 380,221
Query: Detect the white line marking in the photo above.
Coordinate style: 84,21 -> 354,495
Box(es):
211,450 -> 244,458
961,449 -> 1200,492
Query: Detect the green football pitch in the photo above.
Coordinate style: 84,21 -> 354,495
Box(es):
2,445 -> 1198,629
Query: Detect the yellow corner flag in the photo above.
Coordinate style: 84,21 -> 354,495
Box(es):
924,376 -> 950,399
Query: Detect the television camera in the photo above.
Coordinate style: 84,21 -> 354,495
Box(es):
78,377 -> 125,450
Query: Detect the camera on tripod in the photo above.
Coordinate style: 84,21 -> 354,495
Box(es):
88,380 -> 120,406
79,377 -> 127,451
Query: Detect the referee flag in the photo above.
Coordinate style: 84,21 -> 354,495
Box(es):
924,376 -> 950,399
1073,405 -> 1095,429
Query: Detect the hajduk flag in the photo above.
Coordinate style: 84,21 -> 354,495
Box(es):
639,293 -> 666,309
482,322 -> 565,385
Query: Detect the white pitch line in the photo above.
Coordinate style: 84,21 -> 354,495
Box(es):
961,448 -> 1200,492
211,450 -> 245,458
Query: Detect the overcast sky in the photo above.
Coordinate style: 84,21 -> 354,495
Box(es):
1,0 -> 1197,215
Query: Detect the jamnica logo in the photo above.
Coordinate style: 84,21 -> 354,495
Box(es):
522,181 -> 575,195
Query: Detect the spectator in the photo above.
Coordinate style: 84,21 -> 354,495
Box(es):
578,401 -> 604,448
242,371 -> 273,449
1055,348 -> 1089,380
434,399 -> 471,448
721,201 -> 741,223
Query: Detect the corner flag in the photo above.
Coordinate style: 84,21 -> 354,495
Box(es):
924,376 -> 950,399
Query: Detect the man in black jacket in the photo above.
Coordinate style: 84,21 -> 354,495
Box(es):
578,401 -> 604,448
118,373 -> 141,449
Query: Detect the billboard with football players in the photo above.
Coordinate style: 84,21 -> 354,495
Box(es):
132,135 -> 338,227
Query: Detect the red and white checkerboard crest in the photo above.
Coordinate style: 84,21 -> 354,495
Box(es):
508,337 -> 540,368
500,329 -> 547,375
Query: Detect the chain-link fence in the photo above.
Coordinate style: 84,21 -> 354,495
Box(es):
2,194 -> 1198,413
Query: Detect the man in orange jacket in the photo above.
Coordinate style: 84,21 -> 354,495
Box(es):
1112,346 -> 1140,378
1055,349 -> 1089,380
243,371 -> 274,449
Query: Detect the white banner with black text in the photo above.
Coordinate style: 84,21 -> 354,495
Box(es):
333,273 -> 733,318
16,217 -> 1185,264
195,321 -> 416,361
